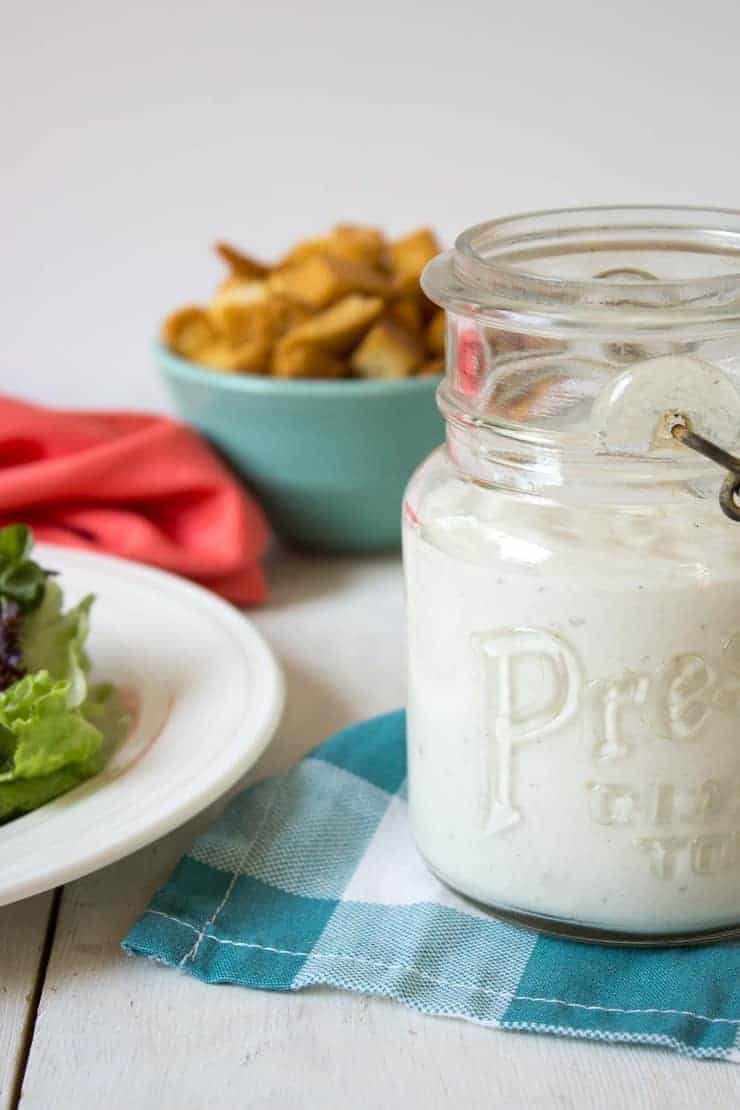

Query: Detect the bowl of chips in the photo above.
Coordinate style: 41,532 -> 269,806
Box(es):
157,225 -> 445,552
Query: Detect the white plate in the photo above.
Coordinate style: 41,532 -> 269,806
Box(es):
0,544 -> 284,906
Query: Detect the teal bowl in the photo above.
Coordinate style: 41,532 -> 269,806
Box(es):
156,344 -> 444,553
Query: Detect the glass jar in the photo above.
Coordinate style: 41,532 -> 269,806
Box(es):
403,206 -> 740,944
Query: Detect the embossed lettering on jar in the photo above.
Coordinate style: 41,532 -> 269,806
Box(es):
403,207 -> 740,942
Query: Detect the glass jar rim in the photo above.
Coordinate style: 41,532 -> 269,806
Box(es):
422,205 -> 740,338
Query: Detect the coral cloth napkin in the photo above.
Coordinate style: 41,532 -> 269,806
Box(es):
124,711 -> 740,1062
0,396 -> 269,603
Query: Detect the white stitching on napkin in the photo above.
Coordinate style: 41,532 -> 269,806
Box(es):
499,1023 -> 732,1058
178,780 -> 284,968
147,908 -> 740,1025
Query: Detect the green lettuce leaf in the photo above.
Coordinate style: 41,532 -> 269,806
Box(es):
0,526 -> 125,822
82,681 -> 128,766
21,580 -> 94,707
0,765 -> 99,822
0,673 -> 102,779
0,524 -> 32,565
0,524 -> 47,612
0,671 -> 104,821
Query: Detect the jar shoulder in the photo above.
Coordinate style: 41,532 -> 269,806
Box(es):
404,446 -> 739,576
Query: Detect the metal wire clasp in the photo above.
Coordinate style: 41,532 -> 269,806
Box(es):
668,414 -> 740,522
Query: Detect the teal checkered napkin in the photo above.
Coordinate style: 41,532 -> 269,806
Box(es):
124,711 -> 740,1061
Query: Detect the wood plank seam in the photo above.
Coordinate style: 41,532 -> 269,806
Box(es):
9,889 -> 62,1110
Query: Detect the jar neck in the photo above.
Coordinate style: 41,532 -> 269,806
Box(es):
422,207 -> 740,341
443,406 -> 719,507
424,207 -> 740,510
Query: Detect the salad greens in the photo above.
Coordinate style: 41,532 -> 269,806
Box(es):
0,523 -> 47,611
0,525 -> 118,822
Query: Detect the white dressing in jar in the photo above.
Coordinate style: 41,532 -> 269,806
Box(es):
404,207 -> 740,942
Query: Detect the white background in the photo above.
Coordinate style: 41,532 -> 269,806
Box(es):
3,0 -> 740,412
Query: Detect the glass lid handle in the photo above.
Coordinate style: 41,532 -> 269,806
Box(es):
669,414 -> 740,522
591,354 -> 740,523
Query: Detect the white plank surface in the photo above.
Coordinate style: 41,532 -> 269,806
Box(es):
0,894 -> 54,1110
16,555 -> 740,1109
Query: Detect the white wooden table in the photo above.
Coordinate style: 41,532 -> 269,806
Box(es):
1,552 -> 738,1109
